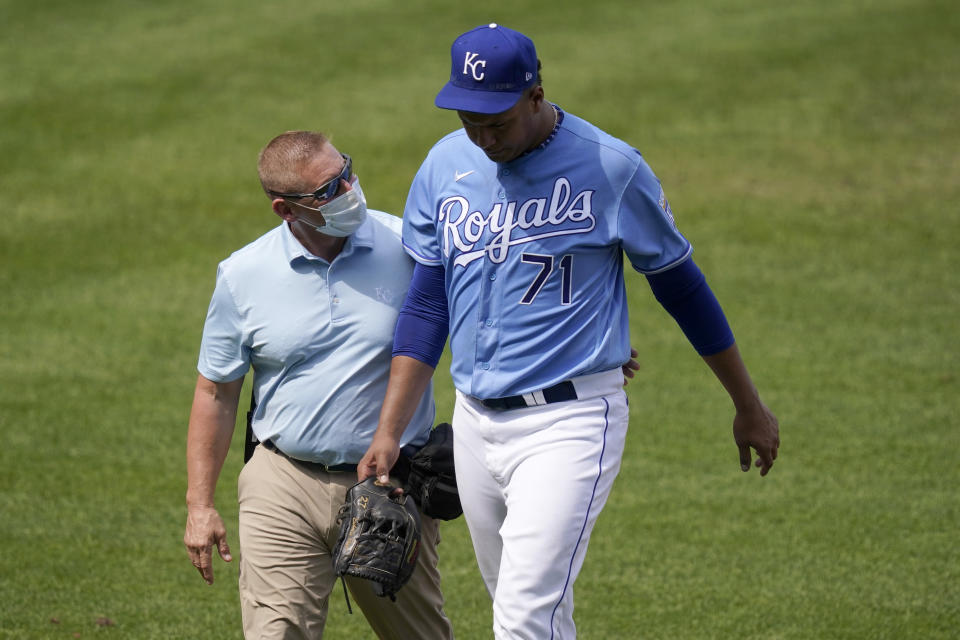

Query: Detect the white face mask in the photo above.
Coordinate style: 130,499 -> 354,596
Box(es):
294,178 -> 368,237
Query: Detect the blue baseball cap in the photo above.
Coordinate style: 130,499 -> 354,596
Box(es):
435,23 -> 538,114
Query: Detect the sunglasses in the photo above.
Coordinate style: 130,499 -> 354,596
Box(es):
269,154 -> 352,203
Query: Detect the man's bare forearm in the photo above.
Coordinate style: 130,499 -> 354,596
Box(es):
376,355 -> 436,439
701,343 -> 761,411
186,375 -> 244,507
358,356 -> 436,482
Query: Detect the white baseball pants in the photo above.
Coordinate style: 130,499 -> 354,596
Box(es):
453,368 -> 629,639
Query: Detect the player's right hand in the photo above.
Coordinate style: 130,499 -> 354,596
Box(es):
184,505 -> 232,585
357,432 -> 401,484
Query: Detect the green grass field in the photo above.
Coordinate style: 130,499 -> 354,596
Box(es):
1,0 -> 957,637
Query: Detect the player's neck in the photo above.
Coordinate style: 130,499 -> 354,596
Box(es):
523,103 -> 559,156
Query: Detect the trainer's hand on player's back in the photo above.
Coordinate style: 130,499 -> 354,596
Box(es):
621,348 -> 640,385
184,505 -> 232,585
732,400 -> 780,476
357,432 -> 401,485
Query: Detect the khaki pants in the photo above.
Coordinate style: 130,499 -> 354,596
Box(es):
238,444 -> 454,639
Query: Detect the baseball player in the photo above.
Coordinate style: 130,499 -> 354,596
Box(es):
358,24 -> 780,639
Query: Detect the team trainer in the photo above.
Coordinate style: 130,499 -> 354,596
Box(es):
185,131 -> 453,639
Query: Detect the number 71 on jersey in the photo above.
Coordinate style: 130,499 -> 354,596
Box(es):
519,253 -> 573,305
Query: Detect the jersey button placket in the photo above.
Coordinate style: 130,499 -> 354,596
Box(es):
476,260 -> 501,383
474,182 -> 503,387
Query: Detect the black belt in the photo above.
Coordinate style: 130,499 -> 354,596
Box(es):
262,440 -> 358,473
480,380 -> 578,411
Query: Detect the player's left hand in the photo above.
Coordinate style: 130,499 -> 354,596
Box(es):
621,348 -> 640,386
732,400 -> 780,476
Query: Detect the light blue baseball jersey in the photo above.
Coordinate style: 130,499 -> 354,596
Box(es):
402,107 -> 692,399
198,210 -> 435,465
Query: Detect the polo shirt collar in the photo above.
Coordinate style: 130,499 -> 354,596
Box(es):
280,215 -> 376,265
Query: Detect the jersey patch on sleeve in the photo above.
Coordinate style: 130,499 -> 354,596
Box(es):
657,186 -> 676,227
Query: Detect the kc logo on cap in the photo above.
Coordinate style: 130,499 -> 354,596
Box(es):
463,52 -> 487,81
435,23 -> 539,115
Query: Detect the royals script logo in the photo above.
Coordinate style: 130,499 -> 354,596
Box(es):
439,177 -> 596,267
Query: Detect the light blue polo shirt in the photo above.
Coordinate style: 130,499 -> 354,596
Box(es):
197,210 -> 435,465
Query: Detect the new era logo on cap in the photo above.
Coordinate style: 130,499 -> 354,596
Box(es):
435,23 -> 539,114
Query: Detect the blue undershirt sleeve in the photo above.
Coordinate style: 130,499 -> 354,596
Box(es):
645,258 -> 735,356
392,262 -> 449,368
